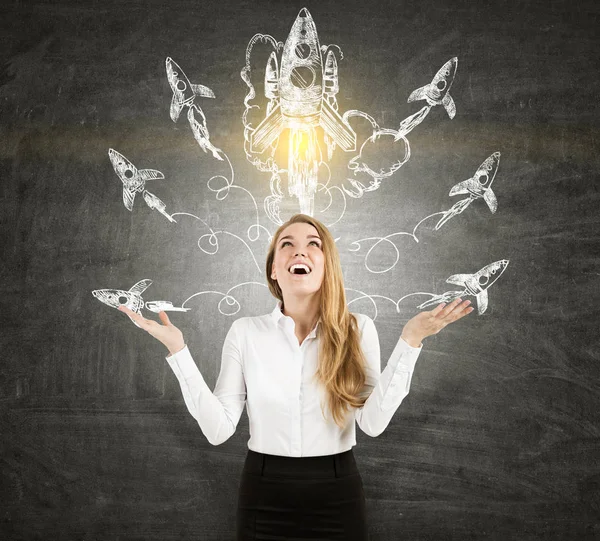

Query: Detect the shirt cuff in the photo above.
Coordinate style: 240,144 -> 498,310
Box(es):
390,337 -> 422,373
165,345 -> 201,380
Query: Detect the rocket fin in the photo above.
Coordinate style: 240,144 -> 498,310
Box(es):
191,83 -> 215,99
320,100 -> 356,152
442,93 -> 456,119
446,273 -> 471,286
249,104 -> 284,154
449,177 -> 479,196
483,188 -> 498,213
129,279 -> 153,296
407,85 -> 428,103
138,169 -> 165,181
123,187 -> 136,211
476,290 -> 489,314
170,92 -> 185,122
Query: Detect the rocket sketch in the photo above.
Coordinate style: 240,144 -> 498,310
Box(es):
408,57 -> 457,119
166,57 -> 215,122
108,149 -> 164,211
92,279 -> 189,325
242,8 -> 359,218
341,58 -> 458,198
165,57 -> 223,161
435,152 -> 500,230
416,260 -> 509,315
249,8 -> 356,156
108,149 -> 175,222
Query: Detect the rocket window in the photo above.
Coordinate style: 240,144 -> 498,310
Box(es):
290,66 -> 315,89
295,43 -> 311,59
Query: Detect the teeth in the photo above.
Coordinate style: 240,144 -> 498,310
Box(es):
289,264 -> 311,274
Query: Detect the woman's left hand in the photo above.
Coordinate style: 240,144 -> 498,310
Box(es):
400,298 -> 474,347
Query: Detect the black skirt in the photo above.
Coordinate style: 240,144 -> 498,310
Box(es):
236,448 -> 369,540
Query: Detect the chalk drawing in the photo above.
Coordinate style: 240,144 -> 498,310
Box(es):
408,57 -> 458,119
398,260 -> 509,315
166,57 -> 215,122
98,8 -> 509,330
92,279 -> 189,326
348,153 -> 501,273
435,152 -> 500,230
341,58 -> 457,198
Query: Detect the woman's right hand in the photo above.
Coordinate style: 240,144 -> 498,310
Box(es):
118,306 -> 186,356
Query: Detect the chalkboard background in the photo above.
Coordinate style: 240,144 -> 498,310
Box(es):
2,0 -> 599,539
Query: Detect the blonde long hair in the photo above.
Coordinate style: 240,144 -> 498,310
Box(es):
265,214 -> 369,429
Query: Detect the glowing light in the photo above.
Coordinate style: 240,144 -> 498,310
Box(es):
288,127 -> 320,216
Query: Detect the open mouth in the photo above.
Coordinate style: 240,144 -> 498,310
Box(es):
289,264 -> 311,275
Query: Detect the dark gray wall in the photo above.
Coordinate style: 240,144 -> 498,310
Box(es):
2,0 -> 599,539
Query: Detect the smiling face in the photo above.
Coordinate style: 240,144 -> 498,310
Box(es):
270,222 -> 325,301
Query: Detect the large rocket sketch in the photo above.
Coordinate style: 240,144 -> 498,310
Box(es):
248,8 -> 356,216
250,8 -> 356,154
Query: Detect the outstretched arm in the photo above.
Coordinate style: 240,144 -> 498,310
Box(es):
165,319 -> 246,446
355,299 -> 472,437
118,306 -> 246,446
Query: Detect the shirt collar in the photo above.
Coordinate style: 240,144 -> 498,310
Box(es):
271,300 -> 321,338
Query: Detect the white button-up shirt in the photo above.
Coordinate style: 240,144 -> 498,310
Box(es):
166,301 -> 422,457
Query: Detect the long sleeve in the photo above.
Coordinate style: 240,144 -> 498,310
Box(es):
355,315 -> 422,437
165,319 -> 247,445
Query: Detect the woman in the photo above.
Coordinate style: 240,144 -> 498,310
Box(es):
119,213 -> 473,540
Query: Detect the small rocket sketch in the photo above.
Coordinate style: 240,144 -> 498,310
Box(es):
108,149 -> 164,211
408,57 -> 458,119
166,57 -> 215,122
417,260 -> 509,315
92,279 -> 189,324
165,58 -> 222,161
108,149 -> 175,222
435,152 -> 500,230
249,8 -> 356,157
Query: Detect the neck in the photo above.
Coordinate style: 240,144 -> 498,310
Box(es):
281,294 -> 320,332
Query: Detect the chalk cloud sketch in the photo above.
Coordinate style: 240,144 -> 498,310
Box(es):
399,260 -> 509,315
188,107 -> 223,161
92,279 -> 189,325
142,191 -> 176,223
342,58 -> 457,198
